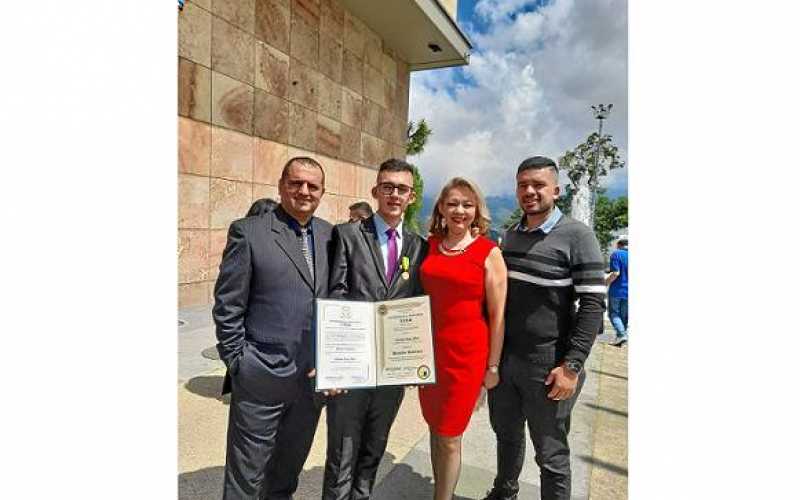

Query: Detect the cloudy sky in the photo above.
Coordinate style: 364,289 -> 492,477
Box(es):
409,0 -> 628,199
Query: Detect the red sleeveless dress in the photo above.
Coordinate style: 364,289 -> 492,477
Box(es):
418,235 -> 497,436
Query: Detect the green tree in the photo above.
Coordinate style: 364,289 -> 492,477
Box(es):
554,184 -> 575,215
593,195 -> 628,253
405,120 -> 432,156
403,120 -> 432,234
403,165 -> 425,234
559,131 -> 624,227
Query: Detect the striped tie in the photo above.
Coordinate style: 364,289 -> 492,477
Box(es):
299,227 -> 314,281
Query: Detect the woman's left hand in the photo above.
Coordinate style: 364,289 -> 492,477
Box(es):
483,370 -> 500,390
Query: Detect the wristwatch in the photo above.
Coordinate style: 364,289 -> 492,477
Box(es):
564,359 -> 583,375
487,365 -> 499,374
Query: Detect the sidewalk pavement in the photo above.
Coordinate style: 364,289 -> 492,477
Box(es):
178,305 -> 627,500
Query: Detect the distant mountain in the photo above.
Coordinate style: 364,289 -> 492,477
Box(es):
485,195 -> 520,229
418,191 -> 628,231
418,194 -> 519,231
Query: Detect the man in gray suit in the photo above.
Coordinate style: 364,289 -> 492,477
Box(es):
213,156 -> 333,500
322,158 -> 428,500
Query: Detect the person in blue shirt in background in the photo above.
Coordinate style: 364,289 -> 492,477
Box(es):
606,238 -> 629,346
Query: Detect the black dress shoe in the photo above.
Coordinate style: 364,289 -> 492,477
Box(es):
481,489 -> 518,500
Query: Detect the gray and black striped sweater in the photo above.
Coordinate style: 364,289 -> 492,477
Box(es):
502,215 -> 606,366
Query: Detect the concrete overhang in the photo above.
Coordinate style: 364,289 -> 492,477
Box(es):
340,0 -> 472,71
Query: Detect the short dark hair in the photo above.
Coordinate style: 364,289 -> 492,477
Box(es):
516,156 -> 559,180
377,158 -> 415,176
246,197 -> 279,217
348,201 -> 373,215
617,238 -> 628,247
280,156 -> 325,184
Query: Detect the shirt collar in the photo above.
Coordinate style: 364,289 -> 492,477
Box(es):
516,206 -> 562,234
283,210 -> 313,233
373,212 -> 403,239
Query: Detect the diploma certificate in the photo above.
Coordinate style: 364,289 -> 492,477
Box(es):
315,296 -> 436,390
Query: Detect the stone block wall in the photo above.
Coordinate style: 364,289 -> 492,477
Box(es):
178,0 -> 411,307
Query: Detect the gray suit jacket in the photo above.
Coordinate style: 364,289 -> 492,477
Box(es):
213,206 -> 333,401
329,215 -> 427,302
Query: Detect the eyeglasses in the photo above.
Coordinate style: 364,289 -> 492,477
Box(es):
377,182 -> 413,196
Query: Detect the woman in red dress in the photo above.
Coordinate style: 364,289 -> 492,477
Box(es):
419,177 -> 508,500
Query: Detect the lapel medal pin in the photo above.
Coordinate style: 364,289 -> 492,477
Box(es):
401,256 -> 410,280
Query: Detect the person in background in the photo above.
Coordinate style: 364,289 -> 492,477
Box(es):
246,197 -> 279,217
606,238 -> 629,346
348,200 -> 373,223
419,177 -> 507,500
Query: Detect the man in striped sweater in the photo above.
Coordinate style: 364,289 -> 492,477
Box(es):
483,156 -> 606,500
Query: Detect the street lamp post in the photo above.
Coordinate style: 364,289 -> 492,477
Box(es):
589,103 -> 613,228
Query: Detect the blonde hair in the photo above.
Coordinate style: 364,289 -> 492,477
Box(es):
428,177 -> 492,238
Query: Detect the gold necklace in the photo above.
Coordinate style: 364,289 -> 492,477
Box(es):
440,235 -> 474,254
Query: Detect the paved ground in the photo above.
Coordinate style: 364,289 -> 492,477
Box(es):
178,305 -> 627,499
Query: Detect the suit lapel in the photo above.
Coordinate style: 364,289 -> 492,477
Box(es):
388,228 -> 417,290
311,217 -> 326,296
361,216 -> 389,289
272,209 -> 313,289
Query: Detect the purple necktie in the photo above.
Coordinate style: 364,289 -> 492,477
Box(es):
385,228 -> 398,283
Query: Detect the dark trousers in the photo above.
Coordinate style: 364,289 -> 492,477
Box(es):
322,386 -> 405,500
223,375 -> 324,500
488,353 -> 586,500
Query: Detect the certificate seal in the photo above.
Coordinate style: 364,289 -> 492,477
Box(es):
417,365 -> 431,380
378,304 -> 388,315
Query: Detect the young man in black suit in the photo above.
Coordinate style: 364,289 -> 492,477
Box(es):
322,159 -> 428,500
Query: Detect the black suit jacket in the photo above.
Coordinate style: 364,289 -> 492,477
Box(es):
329,215 -> 427,302
213,206 -> 333,401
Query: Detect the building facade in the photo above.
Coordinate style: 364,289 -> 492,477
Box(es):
178,0 -> 469,307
